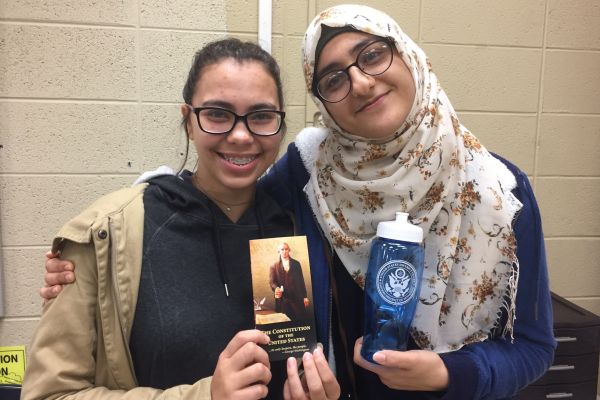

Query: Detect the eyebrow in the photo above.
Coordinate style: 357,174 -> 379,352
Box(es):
316,37 -> 377,78
200,100 -> 279,111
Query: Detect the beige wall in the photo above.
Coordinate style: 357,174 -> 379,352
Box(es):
1,0 -> 599,385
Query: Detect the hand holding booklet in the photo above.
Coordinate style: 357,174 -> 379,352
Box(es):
249,235 -> 318,361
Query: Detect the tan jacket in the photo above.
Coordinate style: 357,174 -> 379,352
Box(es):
21,184 -> 212,400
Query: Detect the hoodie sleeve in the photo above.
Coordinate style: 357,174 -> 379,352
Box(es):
438,159 -> 556,400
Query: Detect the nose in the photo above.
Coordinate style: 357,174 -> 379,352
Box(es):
348,66 -> 374,97
227,119 -> 254,143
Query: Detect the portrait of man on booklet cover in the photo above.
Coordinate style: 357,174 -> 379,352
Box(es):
268,242 -> 310,321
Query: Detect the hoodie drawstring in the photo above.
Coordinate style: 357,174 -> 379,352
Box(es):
208,198 -> 266,297
208,202 -> 230,297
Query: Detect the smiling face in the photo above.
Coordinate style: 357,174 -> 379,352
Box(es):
315,31 -> 416,139
182,58 -> 283,201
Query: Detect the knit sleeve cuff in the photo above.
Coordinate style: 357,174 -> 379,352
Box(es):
438,351 -> 480,400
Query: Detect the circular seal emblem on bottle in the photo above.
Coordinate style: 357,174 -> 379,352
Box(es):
376,260 -> 417,305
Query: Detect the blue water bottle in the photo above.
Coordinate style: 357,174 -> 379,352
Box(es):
361,211 -> 424,363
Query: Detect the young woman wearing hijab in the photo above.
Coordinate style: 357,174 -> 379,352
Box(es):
269,4 -> 555,398
41,5 -> 555,399
22,38 -> 340,400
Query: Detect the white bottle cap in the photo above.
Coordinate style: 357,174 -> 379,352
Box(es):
376,212 -> 423,243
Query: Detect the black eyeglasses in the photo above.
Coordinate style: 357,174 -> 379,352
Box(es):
314,39 -> 394,103
188,106 -> 285,136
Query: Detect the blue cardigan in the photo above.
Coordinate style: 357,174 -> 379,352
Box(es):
259,142 -> 555,399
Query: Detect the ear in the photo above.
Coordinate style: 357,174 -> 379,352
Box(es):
181,104 -> 193,140
180,104 -> 189,118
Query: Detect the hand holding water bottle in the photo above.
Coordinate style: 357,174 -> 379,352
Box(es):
360,212 -> 425,362
354,337 -> 449,391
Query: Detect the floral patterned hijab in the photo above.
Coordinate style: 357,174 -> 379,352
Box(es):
301,4 -> 522,352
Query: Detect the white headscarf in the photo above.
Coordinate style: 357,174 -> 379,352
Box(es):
301,4 -> 522,352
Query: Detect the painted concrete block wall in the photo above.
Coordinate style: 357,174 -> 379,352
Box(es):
1,0 -> 599,390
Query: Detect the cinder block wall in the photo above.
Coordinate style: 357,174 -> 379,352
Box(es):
1,0 -> 599,388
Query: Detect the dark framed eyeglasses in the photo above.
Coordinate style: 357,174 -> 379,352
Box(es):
314,39 -> 394,103
188,106 -> 285,136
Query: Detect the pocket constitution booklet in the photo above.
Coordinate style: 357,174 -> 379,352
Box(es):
249,235 -> 318,361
